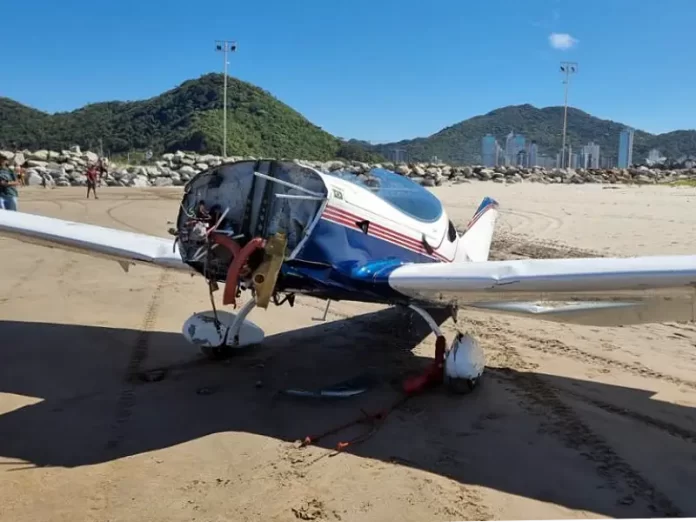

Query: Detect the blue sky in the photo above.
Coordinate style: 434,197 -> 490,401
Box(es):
1,0 -> 694,143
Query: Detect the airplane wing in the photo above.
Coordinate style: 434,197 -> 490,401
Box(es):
387,256 -> 696,326
0,210 -> 192,273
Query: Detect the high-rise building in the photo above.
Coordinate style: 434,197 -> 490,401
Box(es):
517,149 -> 527,167
513,135 -> 526,166
580,141 -> 600,169
502,131 -> 527,166
618,127 -> 634,168
504,131 -> 516,166
528,141 -> 538,167
543,155 -> 556,168
601,156 -> 616,169
579,151 -> 587,169
389,148 -> 407,163
558,144 -> 573,168
481,134 -> 499,167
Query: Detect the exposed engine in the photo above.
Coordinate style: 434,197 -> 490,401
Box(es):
171,159 -> 328,308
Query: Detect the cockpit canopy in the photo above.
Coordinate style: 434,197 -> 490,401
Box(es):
327,167 -> 444,223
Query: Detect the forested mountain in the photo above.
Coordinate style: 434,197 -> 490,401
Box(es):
369,104 -> 696,165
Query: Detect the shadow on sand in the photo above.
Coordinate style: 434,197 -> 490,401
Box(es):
1,308 -> 695,517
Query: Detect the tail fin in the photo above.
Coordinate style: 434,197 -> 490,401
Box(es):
457,197 -> 499,262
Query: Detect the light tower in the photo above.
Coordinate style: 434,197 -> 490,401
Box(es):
560,61 -> 578,168
215,40 -> 238,158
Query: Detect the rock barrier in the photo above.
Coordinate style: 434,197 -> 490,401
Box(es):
1,148 -> 695,188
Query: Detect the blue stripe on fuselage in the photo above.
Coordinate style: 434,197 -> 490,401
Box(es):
281,218 -> 436,302
297,218 -> 434,267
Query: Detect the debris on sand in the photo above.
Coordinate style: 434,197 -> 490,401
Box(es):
281,374 -> 376,399
292,499 -> 326,520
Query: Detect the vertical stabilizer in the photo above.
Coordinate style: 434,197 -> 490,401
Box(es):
457,197 -> 499,262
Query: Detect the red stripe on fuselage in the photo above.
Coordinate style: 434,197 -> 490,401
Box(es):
322,212 -> 439,259
324,207 -> 432,252
321,205 -> 452,262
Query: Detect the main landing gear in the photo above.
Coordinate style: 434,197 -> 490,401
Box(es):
181,298 -> 485,395
402,304 -> 486,395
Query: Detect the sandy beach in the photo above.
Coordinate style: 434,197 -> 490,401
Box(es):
1,182 -> 696,521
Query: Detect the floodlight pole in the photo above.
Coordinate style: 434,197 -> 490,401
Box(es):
560,61 -> 577,168
215,40 -> 237,158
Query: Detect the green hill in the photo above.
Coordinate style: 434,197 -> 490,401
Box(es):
2,81 -> 694,166
369,104 -> 696,165
0,73 -> 382,162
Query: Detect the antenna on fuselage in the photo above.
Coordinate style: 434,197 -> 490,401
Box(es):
312,300 -> 331,322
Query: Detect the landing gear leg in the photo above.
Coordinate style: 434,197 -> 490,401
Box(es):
227,296 -> 259,346
403,304 -> 485,395
182,297 -> 265,361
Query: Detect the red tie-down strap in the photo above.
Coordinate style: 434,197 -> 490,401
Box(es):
299,338 -> 448,454
402,335 -> 447,395
210,233 -> 266,307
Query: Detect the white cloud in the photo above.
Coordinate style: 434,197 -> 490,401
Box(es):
549,32 -> 578,50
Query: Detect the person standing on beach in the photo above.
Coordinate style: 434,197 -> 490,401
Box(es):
14,164 -> 25,186
0,158 -> 19,211
97,157 -> 108,184
86,164 -> 99,199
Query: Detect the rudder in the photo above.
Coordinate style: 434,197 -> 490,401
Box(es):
457,196 -> 499,262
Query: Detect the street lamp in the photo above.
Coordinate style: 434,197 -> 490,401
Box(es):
560,61 -> 577,168
215,40 -> 238,158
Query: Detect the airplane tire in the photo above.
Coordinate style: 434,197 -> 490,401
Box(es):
201,345 -> 232,360
443,374 -> 481,395
200,343 -> 261,361
442,332 -> 485,395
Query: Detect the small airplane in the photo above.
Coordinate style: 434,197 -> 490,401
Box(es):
1,159 -> 696,395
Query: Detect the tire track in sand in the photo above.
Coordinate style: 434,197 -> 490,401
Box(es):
86,269 -> 169,522
0,258 -> 46,304
556,388 -> 696,444
300,297 -> 684,514
513,330 -> 696,391
461,230 -> 688,514
104,269 -> 169,450
90,200 -> 172,520
502,208 -> 565,236
105,200 -> 139,232
482,340 -> 683,516
470,315 -> 696,431
103,196 -> 172,449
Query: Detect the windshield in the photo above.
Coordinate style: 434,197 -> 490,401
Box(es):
329,168 -> 443,223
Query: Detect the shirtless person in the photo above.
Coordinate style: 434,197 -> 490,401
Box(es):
86,164 -> 99,199
97,158 -> 108,183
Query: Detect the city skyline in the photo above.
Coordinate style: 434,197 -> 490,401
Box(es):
479,127 -> 642,169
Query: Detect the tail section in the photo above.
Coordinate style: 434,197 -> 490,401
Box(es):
457,197 -> 499,262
